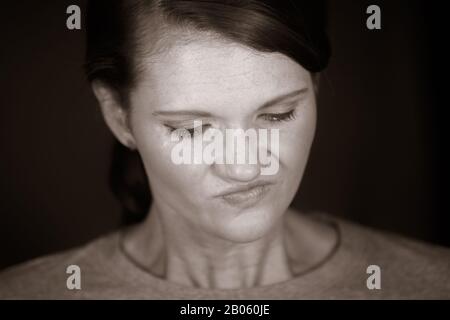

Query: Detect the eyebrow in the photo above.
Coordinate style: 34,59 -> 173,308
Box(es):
152,88 -> 308,118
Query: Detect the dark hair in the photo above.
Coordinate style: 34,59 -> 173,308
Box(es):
85,0 -> 331,225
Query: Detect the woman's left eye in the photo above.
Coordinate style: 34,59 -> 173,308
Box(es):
259,110 -> 296,122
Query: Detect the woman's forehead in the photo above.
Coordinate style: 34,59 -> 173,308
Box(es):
135,38 -> 311,113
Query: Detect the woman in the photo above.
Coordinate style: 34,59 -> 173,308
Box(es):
0,0 -> 449,299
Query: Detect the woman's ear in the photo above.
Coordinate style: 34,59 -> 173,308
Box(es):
91,81 -> 136,150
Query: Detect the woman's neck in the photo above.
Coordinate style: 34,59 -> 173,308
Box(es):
165,220 -> 292,289
122,204 -> 336,290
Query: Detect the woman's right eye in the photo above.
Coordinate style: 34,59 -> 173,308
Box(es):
165,124 -> 211,139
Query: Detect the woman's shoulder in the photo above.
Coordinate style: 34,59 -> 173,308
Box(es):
329,212 -> 450,266
287,208 -> 450,266
308,210 -> 450,298
0,230 -> 122,299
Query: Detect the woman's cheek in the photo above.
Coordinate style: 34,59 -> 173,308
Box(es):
134,125 -> 206,195
132,124 -> 178,180
278,128 -> 307,168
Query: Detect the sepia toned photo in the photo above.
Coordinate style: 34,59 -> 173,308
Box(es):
0,0 -> 449,301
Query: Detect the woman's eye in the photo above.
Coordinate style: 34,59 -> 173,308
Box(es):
166,124 -> 211,139
260,110 -> 296,122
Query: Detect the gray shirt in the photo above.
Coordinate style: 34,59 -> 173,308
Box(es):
1,213 -> 449,299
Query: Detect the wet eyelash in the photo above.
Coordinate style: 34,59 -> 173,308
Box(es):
165,124 -> 211,138
260,109 -> 296,122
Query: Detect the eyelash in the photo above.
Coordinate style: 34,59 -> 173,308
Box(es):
166,124 -> 211,138
166,110 -> 296,138
259,109 -> 296,122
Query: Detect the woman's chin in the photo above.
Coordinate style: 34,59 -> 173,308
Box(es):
212,209 -> 281,243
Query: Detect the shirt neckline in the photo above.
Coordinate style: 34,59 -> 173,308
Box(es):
111,212 -> 344,297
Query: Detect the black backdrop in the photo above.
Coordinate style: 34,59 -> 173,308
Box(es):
0,0 -> 448,270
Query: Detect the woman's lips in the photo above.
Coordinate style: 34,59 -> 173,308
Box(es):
217,183 -> 272,208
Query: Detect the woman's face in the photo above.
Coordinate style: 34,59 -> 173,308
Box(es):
127,36 -> 317,243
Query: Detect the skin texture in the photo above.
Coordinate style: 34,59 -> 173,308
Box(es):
92,34 -> 336,289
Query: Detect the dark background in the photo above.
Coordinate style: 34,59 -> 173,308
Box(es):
0,1 -> 448,270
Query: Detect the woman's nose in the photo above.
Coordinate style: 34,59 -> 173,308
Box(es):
214,162 -> 261,182
209,125 -> 263,182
